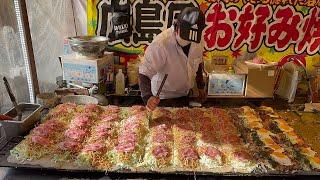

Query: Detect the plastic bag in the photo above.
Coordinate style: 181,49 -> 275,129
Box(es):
108,0 -> 131,41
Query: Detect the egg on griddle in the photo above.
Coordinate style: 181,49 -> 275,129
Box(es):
270,151 -> 293,166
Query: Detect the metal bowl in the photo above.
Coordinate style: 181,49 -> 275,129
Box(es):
68,36 -> 108,57
61,95 -> 99,105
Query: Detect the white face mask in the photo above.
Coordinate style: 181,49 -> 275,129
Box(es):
176,34 -> 191,47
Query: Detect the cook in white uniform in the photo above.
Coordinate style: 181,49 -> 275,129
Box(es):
139,7 -> 206,110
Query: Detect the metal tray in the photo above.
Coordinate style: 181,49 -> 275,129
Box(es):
1,103 -> 42,140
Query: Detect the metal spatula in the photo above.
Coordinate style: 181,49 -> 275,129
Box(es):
3,77 -> 22,118
156,74 -> 168,97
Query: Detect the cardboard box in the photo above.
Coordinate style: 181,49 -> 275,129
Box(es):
234,62 -> 275,98
61,53 -> 114,84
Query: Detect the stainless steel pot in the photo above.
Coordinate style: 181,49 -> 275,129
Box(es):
68,36 -> 109,57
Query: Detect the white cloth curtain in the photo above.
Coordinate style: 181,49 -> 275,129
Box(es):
0,0 -> 29,113
0,0 -> 88,112
25,0 -> 87,93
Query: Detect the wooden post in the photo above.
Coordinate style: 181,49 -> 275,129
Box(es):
19,0 -> 40,98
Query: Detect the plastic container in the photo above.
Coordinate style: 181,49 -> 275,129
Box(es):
228,66 -> 235,74
127,60 -> 139,86
115,69 -> 125,95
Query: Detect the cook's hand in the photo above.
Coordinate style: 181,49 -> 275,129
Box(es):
198,89 -> 207,103
146,96 -> 160,111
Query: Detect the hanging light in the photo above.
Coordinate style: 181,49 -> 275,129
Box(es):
13,0 -> 35,103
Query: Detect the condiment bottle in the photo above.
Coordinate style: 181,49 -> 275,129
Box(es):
115,69 -> 125,95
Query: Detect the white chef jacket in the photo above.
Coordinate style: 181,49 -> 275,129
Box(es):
139,26 -> 204,99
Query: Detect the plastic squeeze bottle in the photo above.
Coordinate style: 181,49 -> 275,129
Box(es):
115,69 -> 125,95
228,66 -> 235,74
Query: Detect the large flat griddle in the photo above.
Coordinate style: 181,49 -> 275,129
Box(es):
0,137 -> 320,177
